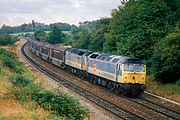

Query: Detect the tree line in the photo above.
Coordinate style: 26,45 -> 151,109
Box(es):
34,26 -> 71,45
0,22 -> 77,34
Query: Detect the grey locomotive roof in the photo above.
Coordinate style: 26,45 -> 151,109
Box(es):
67,48 -> 93,56
53,45 -> 69,52
42,43 -> 52,47
68,48 -> 143,64
71,48 -> 143,64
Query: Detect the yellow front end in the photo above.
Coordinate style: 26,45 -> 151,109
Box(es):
122,64 -> 146,84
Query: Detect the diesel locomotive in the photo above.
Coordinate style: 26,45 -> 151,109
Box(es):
27,37 -> 146,97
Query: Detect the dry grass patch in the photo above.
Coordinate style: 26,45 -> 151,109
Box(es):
146,75 -> 180,103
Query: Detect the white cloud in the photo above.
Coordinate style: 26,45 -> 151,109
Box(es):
0,0 -> 120,27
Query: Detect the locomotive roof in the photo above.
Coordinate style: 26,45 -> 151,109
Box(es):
53,45 -> 70,51
67,48 -> 93,56
87,50 -> 143,64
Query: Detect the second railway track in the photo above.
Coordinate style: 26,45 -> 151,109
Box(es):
21,42 -> 180,120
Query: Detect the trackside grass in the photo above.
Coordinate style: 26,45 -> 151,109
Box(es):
146,75 -> 180,102
0,48 -> 89,120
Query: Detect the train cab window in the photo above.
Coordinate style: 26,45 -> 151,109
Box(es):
124,64 -> 134,71
135,65 -> 145,72
90,54 -> 99,59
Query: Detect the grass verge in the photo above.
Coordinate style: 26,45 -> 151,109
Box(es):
146,75 -> 180,102
0,47 -> 89,120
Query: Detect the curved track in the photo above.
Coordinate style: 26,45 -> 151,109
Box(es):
21,42 -> 180,120
21,43 -> 144,120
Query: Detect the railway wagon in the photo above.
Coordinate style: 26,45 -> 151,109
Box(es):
41,44 -> 52,61
50,45 -> 70,67
34,41 -> 42,56
30,40 -> 37,53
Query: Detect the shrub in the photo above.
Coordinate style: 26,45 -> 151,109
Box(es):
10,75 -> 89,120
11,75 -> 32,87
0,48 -> 24,73
0,34 -> 16,45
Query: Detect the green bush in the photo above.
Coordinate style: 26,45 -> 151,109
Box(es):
11,75 -> 32,87
0,34 -> 16,45
10,75 -> 89,120
0,48 -> 24,73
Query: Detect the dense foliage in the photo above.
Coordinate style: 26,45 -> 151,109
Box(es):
50,22 -> 77,31
74,28 -> 91,49
0,34 -> 16,45
34,31 -> 48,42
104,0 -> 180,59
34,26 -> 72,45
89,18 -> 110,52
48,26 -> 63,44
71,0 -> 180,83
151,28 -> 180,83
72,18 -> 110,51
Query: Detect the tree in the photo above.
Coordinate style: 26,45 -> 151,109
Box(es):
49,22 -> 76,31
48,26 -> 63,44
34,31 -> 47,42
151,27 -> 180,83
0,34 -> 15,45
75,29 -> 90,49
88,18 -> 110,52
32,20 -> 35,31
104,0 -> 180,59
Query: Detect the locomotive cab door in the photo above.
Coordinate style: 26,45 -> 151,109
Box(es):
116,63 -> 122,82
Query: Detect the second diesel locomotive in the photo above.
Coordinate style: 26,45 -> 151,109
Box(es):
27,38 -> 146,97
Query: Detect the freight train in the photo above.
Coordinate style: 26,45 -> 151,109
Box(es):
27,37 -> 146,97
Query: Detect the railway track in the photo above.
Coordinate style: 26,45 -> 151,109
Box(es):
21,42 -> 180,120
130,98 -> 180,120
21,44 -> 144,119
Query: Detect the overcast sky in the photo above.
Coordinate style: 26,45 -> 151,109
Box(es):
0,0 -> 120,27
